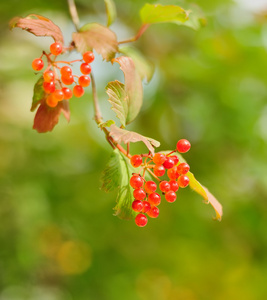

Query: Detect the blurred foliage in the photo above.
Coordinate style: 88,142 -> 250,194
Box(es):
0,0 -> 267,299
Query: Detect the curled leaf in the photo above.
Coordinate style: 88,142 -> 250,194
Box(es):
33,100 -> 70,133
112,56 -> 143,125
109,124 -> 160,156
72,23 -> 118,61
9,14 -> 64,44
104,0 -> 117,27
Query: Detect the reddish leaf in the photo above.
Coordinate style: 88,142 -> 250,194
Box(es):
112,56 -> 143,125
109,124 -> 160,156
72,23 -> 118,61
33,100 -> 70,133
9,14 -> 64,44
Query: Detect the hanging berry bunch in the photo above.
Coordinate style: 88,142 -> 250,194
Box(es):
10,1 -> 222,225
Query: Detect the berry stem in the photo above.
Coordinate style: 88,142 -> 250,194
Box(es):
56,59 -> 82,64
118,24 -> 150,45
68,0 -> 80,31
146,168 -> 161,182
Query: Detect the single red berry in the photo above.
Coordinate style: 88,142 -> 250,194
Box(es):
43,81 -> 55,93
32,58 -> 44,71
153,153 -> 166,165
147,206 -> 159,218
60,66 -> 72,77
46,94 -> 58,108
142,201 -> 151,213
130,175 -> 143,189
61,74 -> 74,85
73,85 -> 84,98
144,181 -> 157,194
135,213 -> 148,227
132,200 -> 143,212
163,157 -> 175,169
62,87 -> 73,100
50,42 -> 63,56
80,63 -> 92,75
178,175 -> 190,188
52,89 -> 64,102
177,163 -> 190,175
169,180 -> 179,192
43,70 -> 54,82
167,167 -> 179,180
78,75 -> 91,87
148,192 -> 161,206
154,165 -> 165,177
165,190 -> 177,203
170,155 -> 179,165
83,51 -> 95,63
130,155 -> 142,168
133,188 -> 146,201
176,139 -> 191,153
159,181 -> 171,193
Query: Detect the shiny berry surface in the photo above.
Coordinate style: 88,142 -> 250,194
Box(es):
154,165 -> 165,177
80,63 -> 92,75
130,175 -> 143,189
132,200 -> 143,212
177,163 -> 190,175
61,74 -> 74,85
147,206 -> 159,218
60,66 -> 72,76
153,153 -> 166,165
176,139 -> 191,153
62,87 -> 73,99
50,42 -> 63,55
78,75 -> 91,87
52,89 -> 64,102
170,155 -> 179,165
83,51 -> 95,63
144,181 -> 157,194
178,175 -> 190,188
135,214 -> 148,227
159,181 -> 171,193
46,94 -> 58,108
169,180 -> 179,192
32,58 -> 44,71
130,155 -> 142,168
148,192 -> 161,206
165,190 -> 177,203
43,70 -> 54,82
133,188 -> 146,201
142,201 -> 151,213
167,167 -> 178,180
73,85 -> 84,97
43,81 -> 55,93
163,157 -> 175,169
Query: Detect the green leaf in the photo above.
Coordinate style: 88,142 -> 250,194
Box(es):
72,23 -> 118,61
31,76 -> 45,112
109,124 -> 160,156
100,149 -> 136,219
98,119 -> 115,129
140,4 -> 189,25
112,56 -> 143,124
119,46 -> 155,83
104,0 -> 117,27
9,14 -> 64,44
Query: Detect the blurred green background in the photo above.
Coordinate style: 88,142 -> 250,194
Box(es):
0,0 -> 267,299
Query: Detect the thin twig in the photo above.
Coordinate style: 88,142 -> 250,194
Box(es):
90,73 -> 103,124
146,168 -> 161,182
68,0 -> 80,31
118,24 -> 150,45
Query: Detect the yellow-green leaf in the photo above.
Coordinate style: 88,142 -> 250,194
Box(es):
104,0 -> 117,27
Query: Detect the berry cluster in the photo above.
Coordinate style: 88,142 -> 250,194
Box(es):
130,139 -> 191,227
31,42 -> 95,107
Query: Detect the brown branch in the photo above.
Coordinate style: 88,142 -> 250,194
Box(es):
67,0 -> 80,31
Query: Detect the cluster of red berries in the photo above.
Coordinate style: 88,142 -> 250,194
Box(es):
31,42 -> 95,107
129,139 -> 191,227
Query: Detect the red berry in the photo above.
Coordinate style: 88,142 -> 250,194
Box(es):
80,63 -> 92,75
154,165 -> 165,177
165,190 -> 177,203
148,192 -> 161,206
78,75 -> 91,87
133,188 -> 146,201
132,200 -> 143,212
43,70 -> 54,82
52,89 -> 64,102
61,74 -> 74,85
32,58 -> 44,71
83,51 -> 95,63
73,85 -> 84,97
142,201 -> 151,213
170,155 -> 179,165
167,167 -> 179,180
169,180 -> 179,192
144,181 -> 157,194
178,175 -> 190,188
159,181 -> 171,193
62,87 -> 73,100
130,155 -> 142,168
135,214 -> 148,227
50,42 -> 63,56
163,157 -> 175,169
153,153 -> 166,165
130,175 -> 143,189
46,94 -> 58,108
147,206 -> 159,218
60,66 -> 72,76
43,81 -> 55,93
177,163 -> 190,175
176,139 -> 191,153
